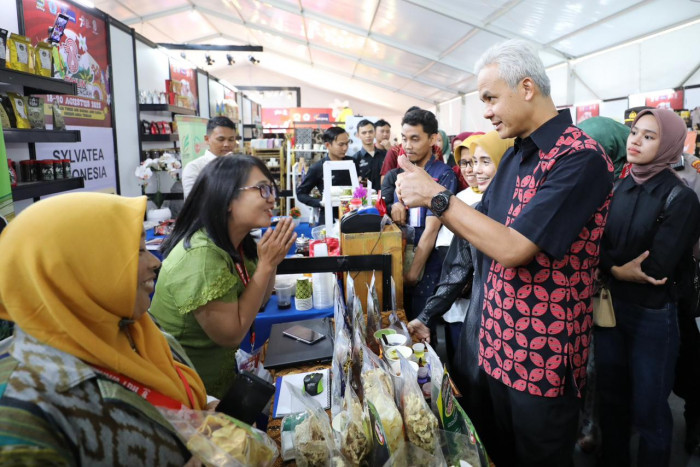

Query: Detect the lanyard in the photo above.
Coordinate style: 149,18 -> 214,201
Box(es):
91,365 -> 197,410
234,246 -> 250,286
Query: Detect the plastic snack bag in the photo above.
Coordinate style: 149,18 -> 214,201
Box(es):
382,441 -> 442,467
366,272 -> 382,354
27,97 -> 45,129
397,355 -> 440,455
52,102 -> 66,130
6,34 -> 31,73
159,408 -> 278,467
333,377 -> 371,465
7,93 -> 30,129
34,42 -> 52,77
287,382 -> 344,467
331,326 -> 351,418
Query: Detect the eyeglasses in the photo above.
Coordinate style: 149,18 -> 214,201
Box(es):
459,160 -> 473,168
239,184 -> 277,200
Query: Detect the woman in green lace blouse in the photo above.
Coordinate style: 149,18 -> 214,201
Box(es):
150,155 -> 296,398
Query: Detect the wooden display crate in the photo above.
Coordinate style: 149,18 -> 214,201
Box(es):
340,223 -> 403,312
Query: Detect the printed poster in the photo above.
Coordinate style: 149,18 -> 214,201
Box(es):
576,104 -> 599,124
176,116 -> 208,168
645,90 -> 684,110
0,129 -> 14,224
169,57 -> 198,112
23,0 -> 112,128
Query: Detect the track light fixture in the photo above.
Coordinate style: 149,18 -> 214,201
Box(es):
226,54 -> 235,66
205,54 -> 215,66
248,55 -> 260,64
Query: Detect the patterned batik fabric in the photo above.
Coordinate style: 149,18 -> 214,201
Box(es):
479,126 -> 614,398
0,328 -> 189,466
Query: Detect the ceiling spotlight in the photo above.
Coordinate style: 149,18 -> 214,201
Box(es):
205,54 -> 214,66
226,54 -> 235,66
180,52 -> 186,59
248,55 -> 259,64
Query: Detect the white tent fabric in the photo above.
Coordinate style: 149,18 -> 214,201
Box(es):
97,0 -> 700,125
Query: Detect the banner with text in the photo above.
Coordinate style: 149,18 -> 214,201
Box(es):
35,126 -> 117,193
262,107 -> 334,130
23,0 -> 112,128
576,104 -> 599,124
169,58 -> 198,113
176,116 -> 208,168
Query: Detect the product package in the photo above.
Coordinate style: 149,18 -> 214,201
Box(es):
0,29 -> 8,68
52,102 -> 65,130
51,44 -> 66,78
7,93 -> 30,129
0,95 -> 17,128
27,97 -> 45,129
6,34 -> 32,73
0,102 -> 10,129
34,42 -> 52,77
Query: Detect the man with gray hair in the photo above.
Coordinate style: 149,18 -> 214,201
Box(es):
395,39 -> 613,465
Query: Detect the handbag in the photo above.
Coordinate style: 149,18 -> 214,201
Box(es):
592,285 -> 616,327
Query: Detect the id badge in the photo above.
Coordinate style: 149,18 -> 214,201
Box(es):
408,207 -> 424,228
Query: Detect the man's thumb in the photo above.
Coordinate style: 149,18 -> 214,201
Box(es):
636,250 -> 650,262
398,154 -> 415,172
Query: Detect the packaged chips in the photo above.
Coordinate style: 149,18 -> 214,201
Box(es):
0,29 -> 8,68
6,34 -> 32,73
27,97 -> 45,129
34,42 -> 52,77
7,93 -> 30,129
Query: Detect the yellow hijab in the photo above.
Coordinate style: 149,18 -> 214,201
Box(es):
454,134 -> 484,163
469,130 -> 515,169
0,193 -> 206,410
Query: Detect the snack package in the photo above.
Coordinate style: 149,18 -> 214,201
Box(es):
6,34 -> 31,73
8,93 -> 30,129
0,95 -> 16,128
381,441 -> 442,467
287,383 -> 342,467
0,29 -> 8,68
366,273 -> 382,355
159,408 -> 278,467
331,327 -> 351,418
34,42 -> 52,77
366,400 -> 392,466
334,378 -> 371,465
52,102 -> 66,130
27,97 -> 45,129
351,289 -> 366,342
397,356 -> 440,455
0,103 -> 10,129
333,278 -> 351,342
439,430 -> 486,467
346,274 -> 356,318
361,344 -> 403,454
437,367 -> 489,466
350,326 -> 365,398
51,44 -> 67,78
280,412 -> 308,461
387,308 -> 411,344
424,343 -> 444,417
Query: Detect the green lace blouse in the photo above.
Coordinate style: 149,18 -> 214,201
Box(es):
149,229 -> 257,399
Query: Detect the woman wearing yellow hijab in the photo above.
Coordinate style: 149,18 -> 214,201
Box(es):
0,192 -> 207,465
455,133 -> 486,194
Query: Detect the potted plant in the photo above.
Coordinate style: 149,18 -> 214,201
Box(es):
135,152 -> 181,221
289,206 -> 302,226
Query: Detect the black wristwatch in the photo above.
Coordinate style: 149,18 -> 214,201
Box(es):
430,190 -> 453,217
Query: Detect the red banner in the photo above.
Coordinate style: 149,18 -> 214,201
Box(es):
262,107 -> 334,129
22,0 -> 112,128
169,58 -> 198,112
645,90 -> 684,110
576,104 -> 599,124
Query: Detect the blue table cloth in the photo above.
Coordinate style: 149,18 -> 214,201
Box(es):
239,294 -> 334,352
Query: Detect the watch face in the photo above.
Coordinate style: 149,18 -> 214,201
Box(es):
431,192 -> 450,215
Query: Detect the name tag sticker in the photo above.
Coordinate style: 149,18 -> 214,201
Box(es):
409,207 -> 423,227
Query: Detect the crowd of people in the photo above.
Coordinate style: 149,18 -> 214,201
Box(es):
0,38 -> 698,467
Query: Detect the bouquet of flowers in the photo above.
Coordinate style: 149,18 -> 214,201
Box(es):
135,152 -> 181,208
352,185 -> 368,206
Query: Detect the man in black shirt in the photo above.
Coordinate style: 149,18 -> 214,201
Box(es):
352,119 -> 386,191
296,126 -> 356,223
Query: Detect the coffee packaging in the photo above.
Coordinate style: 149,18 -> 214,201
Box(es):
8,92 -> 30,129
34,42 -> 52,77
52,102 -> 66,130
6,34 -> 32,73
27,97 -> 45,129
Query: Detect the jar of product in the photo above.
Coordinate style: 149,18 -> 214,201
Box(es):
349,198 -> 363,211
295,234 -> 310,256
62,159 -> 72,178
19,160 -> 36,182
7,160 -> 17,187
53,160 -> 64,179
39,160 -> 55,181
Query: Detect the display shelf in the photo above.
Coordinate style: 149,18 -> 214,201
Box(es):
141,133 -> 179,142
3,129 -> 82,143
290,149 -> 327,154
11,177 -> 85,201
0,68 -> 77,95
138,104 -> 196,115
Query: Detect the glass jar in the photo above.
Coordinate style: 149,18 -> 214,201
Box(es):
53,160 -> 64,179
62,159 -> 72,178
20,160 -> 36,182
39,160 -> 54,181
295,234 -> 310,256
7,160 -> 17,187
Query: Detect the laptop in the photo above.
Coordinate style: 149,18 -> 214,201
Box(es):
264,318 -> 334,370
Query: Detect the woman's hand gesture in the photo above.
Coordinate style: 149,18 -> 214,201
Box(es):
257,217 -> 297,268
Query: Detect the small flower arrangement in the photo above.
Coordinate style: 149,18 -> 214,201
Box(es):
289,207 -> 302,219
353,185 -> 368,206
135,152 -> 182,208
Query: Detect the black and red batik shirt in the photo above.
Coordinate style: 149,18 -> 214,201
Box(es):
478,110 -> 614,398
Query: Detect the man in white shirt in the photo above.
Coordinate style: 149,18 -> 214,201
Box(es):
182,116 -> 236,198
